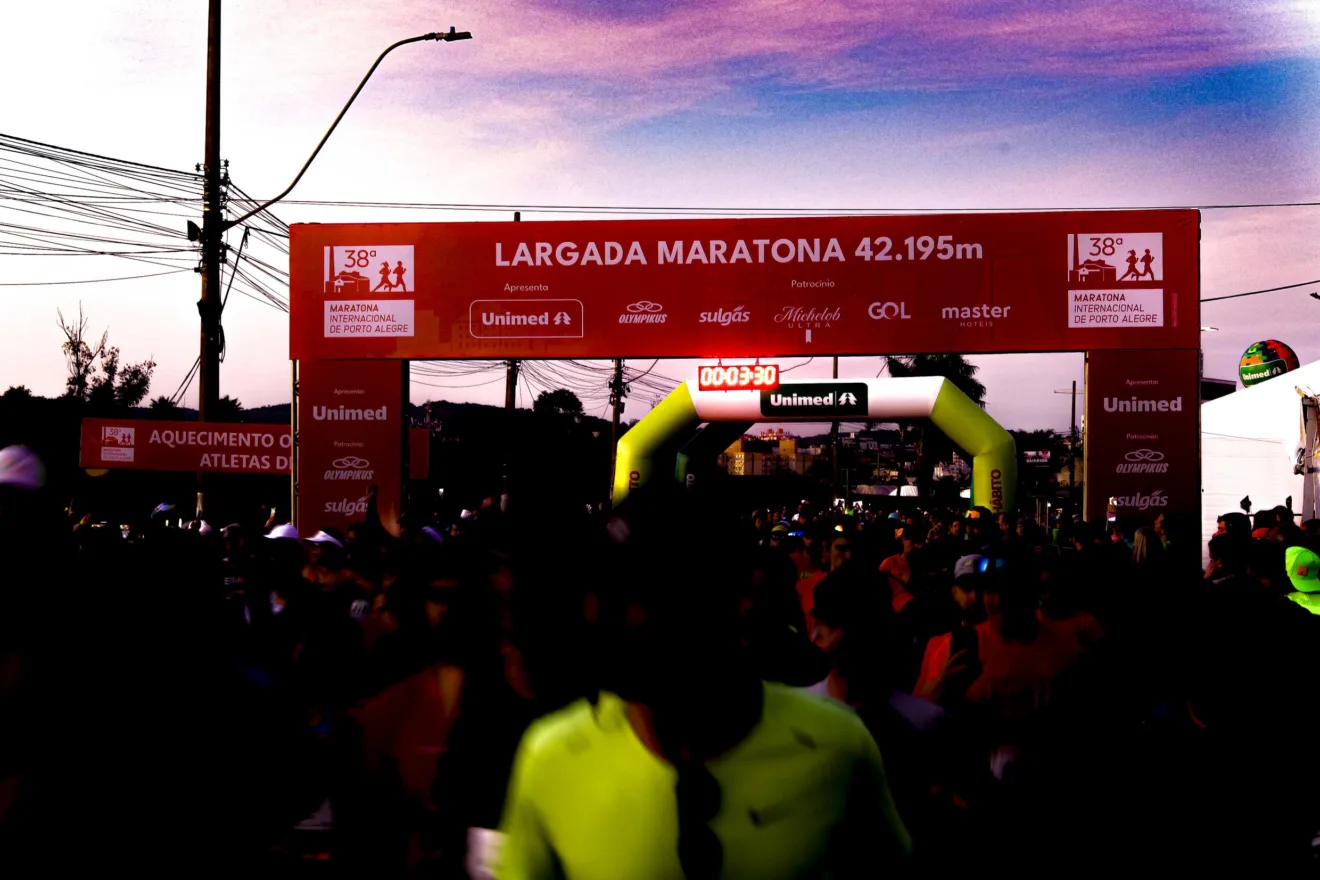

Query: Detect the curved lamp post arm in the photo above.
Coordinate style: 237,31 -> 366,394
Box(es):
226,28 -> 470,229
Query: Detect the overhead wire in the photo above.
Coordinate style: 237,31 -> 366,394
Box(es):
0,267 -> 191,286
217,197 -> 1320,215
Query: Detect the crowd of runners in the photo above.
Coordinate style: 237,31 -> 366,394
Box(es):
2,442 -> 1320,877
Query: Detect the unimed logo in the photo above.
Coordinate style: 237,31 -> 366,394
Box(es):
761,383 -> 868,417
1112,490 -> 1169,511
1104,396 -> 1183,413
312,405 -> 388,421
469,299 -> 584,338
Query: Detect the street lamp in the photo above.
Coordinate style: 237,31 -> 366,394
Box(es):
226,26 -> 472,228
193,17 -> 471,518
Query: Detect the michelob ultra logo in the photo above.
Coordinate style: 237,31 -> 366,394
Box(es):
760,383 -> 869,418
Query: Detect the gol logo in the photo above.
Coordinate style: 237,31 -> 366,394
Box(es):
868,302 -> 911,320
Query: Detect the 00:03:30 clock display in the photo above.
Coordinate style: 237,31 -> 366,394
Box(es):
697,364 -> 780,391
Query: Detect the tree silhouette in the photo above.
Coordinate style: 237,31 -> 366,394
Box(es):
148,396 -> 183,419
213,395 -> 245,423
2,386 -> 33,401
57,305 -> 155,412
533,388 -> 584,419
884,354 -> 988,500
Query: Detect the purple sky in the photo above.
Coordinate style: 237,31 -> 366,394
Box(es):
2,0 -> 1319,433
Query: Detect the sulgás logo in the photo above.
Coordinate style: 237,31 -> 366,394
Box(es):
326,456 -> 373,481
325,497 -> 369,515
1112,490 -> 1169,511
620,300 -> 666,325
699,306 -> 751,326
1116,449 -> 1168,474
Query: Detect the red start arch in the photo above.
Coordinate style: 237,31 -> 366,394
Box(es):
285,211 -> 1200,540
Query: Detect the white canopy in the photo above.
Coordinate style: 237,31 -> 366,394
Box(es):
1199,361 -> 1320,562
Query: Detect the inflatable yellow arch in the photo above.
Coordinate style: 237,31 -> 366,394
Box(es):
614,376 -> 1016,513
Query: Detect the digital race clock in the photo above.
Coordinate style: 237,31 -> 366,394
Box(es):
697,363 -> 780,392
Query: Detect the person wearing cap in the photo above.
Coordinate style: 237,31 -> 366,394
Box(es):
304,529 -> 346,582
1284,546 -> 1320,615
912,554 -> 991,705
962,506 -> 998,552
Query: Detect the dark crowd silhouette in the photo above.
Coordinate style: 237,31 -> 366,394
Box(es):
2,443 -> 1319,877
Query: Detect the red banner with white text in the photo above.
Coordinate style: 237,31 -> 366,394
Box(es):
80,418 -> 291,473
1084,349 -> 1200,530
290,211 -> 1199,361
296,359 -> 404,536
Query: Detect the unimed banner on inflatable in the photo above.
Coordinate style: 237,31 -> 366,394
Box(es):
1084,349 -> 1200,527
297,359 -> 403,536
289,211 -> 1199,360
80,418 -> 290,473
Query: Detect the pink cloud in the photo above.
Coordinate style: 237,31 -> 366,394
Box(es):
448,0 -> 1314,90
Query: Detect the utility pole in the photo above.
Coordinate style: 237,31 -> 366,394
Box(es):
830,355 -> 840,497
496,211 -> 521,502
196,0 -> 225,518
609,358 -> 626,508
1054,381 -> 1081,496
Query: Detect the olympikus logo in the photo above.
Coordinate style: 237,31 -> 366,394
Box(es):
620,301 -> 666,324
325,456 -> 373,481
312,405 -> 388,421
1112,490 -> 1169,510
767,391 -> 857,407
1103,396 -> 1183,413
325,498 -> 369,515
1116,449 -> 1168,474
699,306 -> 752,326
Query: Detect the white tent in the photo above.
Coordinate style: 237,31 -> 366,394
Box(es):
1200,361 -> 1320,563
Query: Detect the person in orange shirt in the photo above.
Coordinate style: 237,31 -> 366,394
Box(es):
880,526 -> 925,614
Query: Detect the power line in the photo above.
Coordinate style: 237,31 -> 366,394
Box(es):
222,197 -> 1320,215
0,268 -> 191,286
1200,278 -> 1320,303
